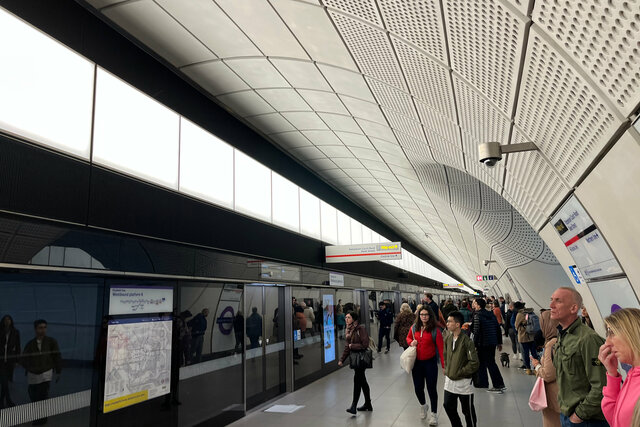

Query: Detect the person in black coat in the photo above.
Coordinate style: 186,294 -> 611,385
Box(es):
0,315 -> 20,408
471,298 -> 506,392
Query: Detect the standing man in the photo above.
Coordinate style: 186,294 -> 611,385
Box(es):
21,319 -> 62,425
376,302 -> 393,354
424,293 -> 440,323
550,287 -> 607,426
188,308 -> 209,363
471,298 -> 506,393
443,311 -> 479,427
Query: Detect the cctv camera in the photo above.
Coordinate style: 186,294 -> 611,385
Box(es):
483,259 -> 489,267
478,142 -> 502,167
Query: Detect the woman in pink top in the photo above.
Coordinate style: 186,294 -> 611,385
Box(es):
598,308 -> 640,427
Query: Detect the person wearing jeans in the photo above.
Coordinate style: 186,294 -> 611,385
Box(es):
407,306 -> 444,425
515,305 -> 539,373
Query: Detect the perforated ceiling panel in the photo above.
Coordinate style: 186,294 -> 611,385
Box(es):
516,27 -> 621,186
532,0 -> 640,116
77,0 -> 622,290
444,0 -> 527,115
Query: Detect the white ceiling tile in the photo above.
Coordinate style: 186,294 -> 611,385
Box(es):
246,113 -> 294,133
317,145 -> 353,158
304,158 -> 338,170
318,168 -> 348,179
182,60 -> 248,95
156,0 -> 260,58
282,112 -> 328,130
318,113 -> 361,133
216,0 -> 308,59
361,159 -> 391,173
226,58 -> 289,88
271,0 -> 357,71
328,177 -> 358,186
302,130 -> 343,146
356,119 -> 396,141
257,88 -> 309,111
340,96 -> 386,122
289,145 -> 326,160
344,169 -> 373,178
349,147 -> 382,162
103,0 -> 216,67
271,59 -> 331,91
332,157 -> 363,169
336,131 -> 373,149
270,131 -> 312,149
217,91 -> 274,116
298,90 -> 349,114
317,64 -> 376,102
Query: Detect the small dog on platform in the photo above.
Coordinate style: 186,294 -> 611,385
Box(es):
500,352 -> 510,368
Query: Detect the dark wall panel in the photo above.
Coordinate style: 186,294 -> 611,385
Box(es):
0,135 -> 90,224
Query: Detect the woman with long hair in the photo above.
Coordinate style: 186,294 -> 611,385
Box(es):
598,307 -> 640,427
531,310 -> 561,427
338,311 -> 372,414
0,314 -> 20,408
394,303 -> 415,350
407,305 -> 444,425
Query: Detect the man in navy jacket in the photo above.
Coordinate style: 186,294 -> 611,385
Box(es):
376,302 -> 394,353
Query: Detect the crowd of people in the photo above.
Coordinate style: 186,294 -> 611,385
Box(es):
339,289 -> 640,427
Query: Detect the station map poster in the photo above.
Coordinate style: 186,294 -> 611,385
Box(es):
109,286 -> 173,315
103,317 -> 172,413
323,294 -> 335,363
551,196 -> 622,280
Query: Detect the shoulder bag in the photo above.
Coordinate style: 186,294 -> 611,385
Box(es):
348,326 -> 373,369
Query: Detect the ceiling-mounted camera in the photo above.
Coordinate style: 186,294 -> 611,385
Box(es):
478,141 -> 538,167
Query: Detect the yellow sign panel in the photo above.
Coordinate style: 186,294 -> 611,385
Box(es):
103,390 -> 148,413
443,283 -> 464,288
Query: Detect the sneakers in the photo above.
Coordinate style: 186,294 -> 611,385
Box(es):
487,387 -> 504,394
420,403 -> 429,419
519,364 -> 527,369
428,412 -> 438,425
384,349 -> 389,354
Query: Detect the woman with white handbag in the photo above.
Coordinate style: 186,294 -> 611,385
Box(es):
407,306 -> 444,425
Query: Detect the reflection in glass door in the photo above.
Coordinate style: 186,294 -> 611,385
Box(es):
245,285 -> 286,409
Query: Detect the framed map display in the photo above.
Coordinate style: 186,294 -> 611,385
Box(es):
103,316 -> 172,413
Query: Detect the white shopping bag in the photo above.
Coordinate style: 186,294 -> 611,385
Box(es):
400,346 -> 417,374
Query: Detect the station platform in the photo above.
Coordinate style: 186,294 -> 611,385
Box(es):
230,340 -> 541,427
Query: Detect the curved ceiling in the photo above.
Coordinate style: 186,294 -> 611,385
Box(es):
80,0 -> 639,289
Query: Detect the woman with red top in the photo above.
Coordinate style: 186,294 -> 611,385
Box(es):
407,305 -> 445,425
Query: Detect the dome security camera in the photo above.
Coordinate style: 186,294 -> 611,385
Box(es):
478,141 -> 502,167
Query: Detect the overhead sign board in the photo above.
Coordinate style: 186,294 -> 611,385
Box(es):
551,196 -> 622,280
475,275 -> 496,281
443,283 -> 464,288
109,286 -> 173,315
329,273 -> 344,287
325,242 -> 402,263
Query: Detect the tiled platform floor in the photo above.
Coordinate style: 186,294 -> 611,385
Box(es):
230,339 -> 540,426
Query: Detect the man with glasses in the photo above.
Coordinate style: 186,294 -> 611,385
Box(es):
550,287 -> 607,427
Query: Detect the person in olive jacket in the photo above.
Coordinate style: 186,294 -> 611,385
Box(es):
550,287 -> 607,426
443,311 -> 479,427
338,311 -> 372,415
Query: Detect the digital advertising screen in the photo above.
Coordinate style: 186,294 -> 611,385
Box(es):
323,294 -> 335,363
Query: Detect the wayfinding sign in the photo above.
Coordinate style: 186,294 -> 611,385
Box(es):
551,196 -> 622,280
325,242 -> 402,263
109,286 -> 173,315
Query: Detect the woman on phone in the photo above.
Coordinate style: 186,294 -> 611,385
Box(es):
338,311 -> 372,414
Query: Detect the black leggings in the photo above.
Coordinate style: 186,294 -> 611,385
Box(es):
352,367 -> 371,405
411,357 -> 438,409
443,391 -> 476,427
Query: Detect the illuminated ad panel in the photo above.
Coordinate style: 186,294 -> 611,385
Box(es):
325,242 -> 402,263
551,196 -> 622,280
323,294 -> 335,363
